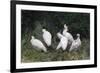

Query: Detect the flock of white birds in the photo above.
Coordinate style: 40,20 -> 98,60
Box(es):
30,24 -> 81,52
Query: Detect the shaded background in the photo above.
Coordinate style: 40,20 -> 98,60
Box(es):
21,10 -> 90,39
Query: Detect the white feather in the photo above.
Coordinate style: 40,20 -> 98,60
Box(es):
56,32 -> 68,51
69,34 -> 81,52
30,36 -> 47,52
63,26 -> 74,44
42,29 -> 52,46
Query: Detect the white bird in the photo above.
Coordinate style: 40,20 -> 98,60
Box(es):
56,32 -> 68,51
64,24 -> 68,31
62,24 -> 74,44
30,36 -> 47,52
69,34 -> 81,52
42,29 -> 52,46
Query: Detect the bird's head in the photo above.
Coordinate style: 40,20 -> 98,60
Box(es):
42,29 -> 46,32
31,36 -> 35,39
77,34 -> 80,37
64,24 -> 68,31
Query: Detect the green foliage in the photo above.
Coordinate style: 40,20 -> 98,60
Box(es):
21,39 -> 90,63
21,10 -> 90,39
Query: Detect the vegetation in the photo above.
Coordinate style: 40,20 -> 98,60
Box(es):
21,10 -> 90,63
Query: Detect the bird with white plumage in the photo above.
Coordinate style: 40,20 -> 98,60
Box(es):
64,24 -> 68,31
42,29 -> 52,47
30,36 -> 47,52
62,24 -> 74,45
69,34 -> 81,52
56,32 -> 68,51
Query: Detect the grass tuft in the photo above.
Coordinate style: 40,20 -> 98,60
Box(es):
21,39 -> 90,63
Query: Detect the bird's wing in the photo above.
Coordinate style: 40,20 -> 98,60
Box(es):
33,40 -> 43,47
69,41 -> 76,51
43,32 -> 51,46
31,39 -> 47,52
56,42 -> 61,50
35,40 -> 47,51
67,33 -> 74,41
75,38 -> 81,47
63,32 -> 73,40
61,37 -> 68,50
